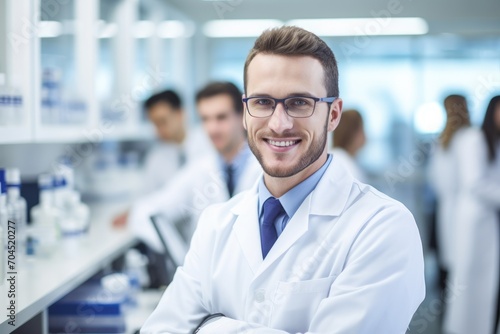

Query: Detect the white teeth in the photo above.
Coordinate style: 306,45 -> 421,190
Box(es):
268,140 -> 297,147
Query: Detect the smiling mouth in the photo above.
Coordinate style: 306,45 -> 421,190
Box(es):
265,139 -> 301,147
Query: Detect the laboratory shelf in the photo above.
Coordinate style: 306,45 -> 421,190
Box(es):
34,125 -> 98,143
0,219 -> 138,333
0,126 -> 33,144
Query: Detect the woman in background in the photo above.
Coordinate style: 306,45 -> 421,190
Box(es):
444,96 -> 500,334
428,95 -> 471,289
331,109 -> 366,181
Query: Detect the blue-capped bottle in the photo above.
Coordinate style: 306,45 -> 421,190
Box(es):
5,168 -> 27,263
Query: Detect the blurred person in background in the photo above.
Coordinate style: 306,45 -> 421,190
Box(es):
444,95 -> 500,334
127,82 -> 261,253
113,90 -> 212,227
330,109 -> 366,181
428,95 -> 471,293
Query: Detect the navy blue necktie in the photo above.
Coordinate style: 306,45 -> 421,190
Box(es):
178,150 -> 186,167
225,164 -> 234,197
261,197 -> 285,259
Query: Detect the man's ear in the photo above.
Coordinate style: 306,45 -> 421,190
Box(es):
242,94 -> 247,130
327,98 -> 343,132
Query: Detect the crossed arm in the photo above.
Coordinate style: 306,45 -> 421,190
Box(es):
141,205 -> 425,334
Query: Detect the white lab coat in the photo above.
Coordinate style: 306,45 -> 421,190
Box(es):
444,128 -> 500,334
130,152 -> 262,253
427,130 -> 465,271
141,156 -> 425,334
329,147 -> 366,182
142,127 -> 214,194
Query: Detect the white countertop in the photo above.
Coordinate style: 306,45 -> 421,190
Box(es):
0,214 -> 138,333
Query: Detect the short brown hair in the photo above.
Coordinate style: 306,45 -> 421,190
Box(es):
440,94 -> 470,149
196,81 -> 243,114
244,26 -> 339,97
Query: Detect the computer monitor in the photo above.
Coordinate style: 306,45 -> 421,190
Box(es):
149,214 -> 189,269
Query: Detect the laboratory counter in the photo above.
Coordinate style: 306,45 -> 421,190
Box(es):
0,211 -> 141,334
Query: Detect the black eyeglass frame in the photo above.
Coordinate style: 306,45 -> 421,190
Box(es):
242,96 -> 338,118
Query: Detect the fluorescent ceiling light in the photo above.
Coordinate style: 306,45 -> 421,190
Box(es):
157,21 -> 195,38
203,19 -> 283,38
39,21 -> 62,38
287,17 -> 428,36
134,20 -> 155,38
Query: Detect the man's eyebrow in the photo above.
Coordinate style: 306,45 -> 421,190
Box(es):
248,92 -> 316,98
247,93 -> 273,98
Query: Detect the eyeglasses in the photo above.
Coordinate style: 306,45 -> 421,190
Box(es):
242,96 -> 337,118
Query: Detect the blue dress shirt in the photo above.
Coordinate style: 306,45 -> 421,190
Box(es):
217,143 -> 252,195
258,154 -> 333,236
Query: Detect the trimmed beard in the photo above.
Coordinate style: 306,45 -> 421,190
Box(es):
248,121 -> 328,178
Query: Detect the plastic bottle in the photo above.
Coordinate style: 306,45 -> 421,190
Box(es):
52,172 -> 68,210
0,74 -> 13,126
5,168 -> 27,262
59,191 -> 89,237
30,174 -> 61,257
62,93 -> 87,124
41,68 -> 62,124
11,89 -> 23,125
123,249 -> 149,307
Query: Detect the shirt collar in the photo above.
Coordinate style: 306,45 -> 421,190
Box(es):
217,142 -> 251,170
258,154 -> 333,219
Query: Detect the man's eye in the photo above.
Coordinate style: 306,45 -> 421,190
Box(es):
255,99 -> 272,106
289,98 -> 309,106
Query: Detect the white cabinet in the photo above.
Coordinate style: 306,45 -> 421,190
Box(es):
0,0 -> 196,144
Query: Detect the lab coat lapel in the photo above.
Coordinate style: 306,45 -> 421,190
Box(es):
254,157 -> 354,277
231,157 -> 354,278
232,183 -> 262,274
309,155 -> 353,217
255,195 -> 312,277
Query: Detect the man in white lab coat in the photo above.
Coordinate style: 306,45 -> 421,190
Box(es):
141,27 -> 425,334
129,82 -> 262,252
113,90 -> 213,227
141,90 -> 213,194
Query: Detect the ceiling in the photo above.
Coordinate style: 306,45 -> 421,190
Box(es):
166,0 -> 500,35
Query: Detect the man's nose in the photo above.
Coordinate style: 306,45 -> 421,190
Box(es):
268,102 -> 293,134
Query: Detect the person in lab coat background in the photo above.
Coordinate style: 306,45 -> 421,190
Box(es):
329,109 -> 367,181
128,81 -> 262,253
113,90 -> 213,227
428,94 -> 471,292
444,95 -> 500,334
141,26 -> 424,334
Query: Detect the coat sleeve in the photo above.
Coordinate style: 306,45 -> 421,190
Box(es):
142,144 -> 179,195
197,204 -> 425,334
129,162 -> 202,253
140,206 -> 216,334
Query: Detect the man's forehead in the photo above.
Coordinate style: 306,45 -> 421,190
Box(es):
246,54 -> 326,95
248,53 -> 322,68
197,97 -> 235,116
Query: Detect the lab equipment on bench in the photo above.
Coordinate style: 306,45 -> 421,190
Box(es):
30,173 -> 61,257
48,278 -> 127,333
5,168 -> 27,267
